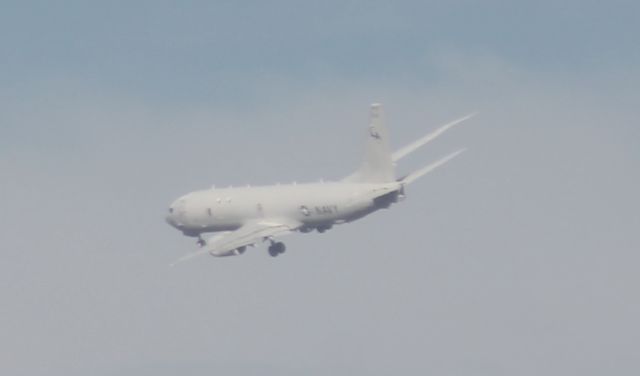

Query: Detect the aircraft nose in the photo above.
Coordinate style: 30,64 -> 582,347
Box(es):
166,196 -> 188,229
165,204 -> 180,228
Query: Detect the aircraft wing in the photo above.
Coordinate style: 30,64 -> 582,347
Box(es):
172,219 -> 302,265
206,218 -> 301,256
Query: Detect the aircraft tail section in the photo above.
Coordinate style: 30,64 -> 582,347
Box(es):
344,103 -> 396,183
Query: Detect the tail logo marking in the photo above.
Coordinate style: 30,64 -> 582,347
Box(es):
369,126 -> 381,140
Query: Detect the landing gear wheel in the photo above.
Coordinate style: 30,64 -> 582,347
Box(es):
268,242 -> 286,257
317,225 -> 332,233
196,237 -> 205,247
268,247 -> 279,257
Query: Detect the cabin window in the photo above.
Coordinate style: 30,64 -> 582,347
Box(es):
207,208 -> 212,216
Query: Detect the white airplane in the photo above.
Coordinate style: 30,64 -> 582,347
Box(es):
166,104 -> 473,262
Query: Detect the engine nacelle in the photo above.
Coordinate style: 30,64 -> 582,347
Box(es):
210,246 -> 246,257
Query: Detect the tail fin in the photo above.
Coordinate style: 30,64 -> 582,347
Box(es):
344,103 -> 395,183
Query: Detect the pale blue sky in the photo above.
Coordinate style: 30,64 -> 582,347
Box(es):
2,1 -> 638,102
1,2 -> 639,375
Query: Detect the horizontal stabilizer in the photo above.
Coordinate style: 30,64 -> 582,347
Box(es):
400,149 -> 466,185
392,113 -> 475,162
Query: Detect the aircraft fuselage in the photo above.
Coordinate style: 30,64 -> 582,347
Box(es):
166,182 -> 401,236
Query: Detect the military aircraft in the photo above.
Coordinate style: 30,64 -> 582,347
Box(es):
166,104 -> 473,262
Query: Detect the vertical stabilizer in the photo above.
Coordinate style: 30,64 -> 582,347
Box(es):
344,103 -> 395,183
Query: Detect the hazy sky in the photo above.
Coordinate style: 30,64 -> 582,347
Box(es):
1,2 -> 639,375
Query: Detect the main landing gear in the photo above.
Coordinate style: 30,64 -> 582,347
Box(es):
268,241 -> 286,257
317,225 -> 332,233
196,236 -> 205,247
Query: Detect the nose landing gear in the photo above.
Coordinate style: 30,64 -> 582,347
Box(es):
268,241 -> 286,257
